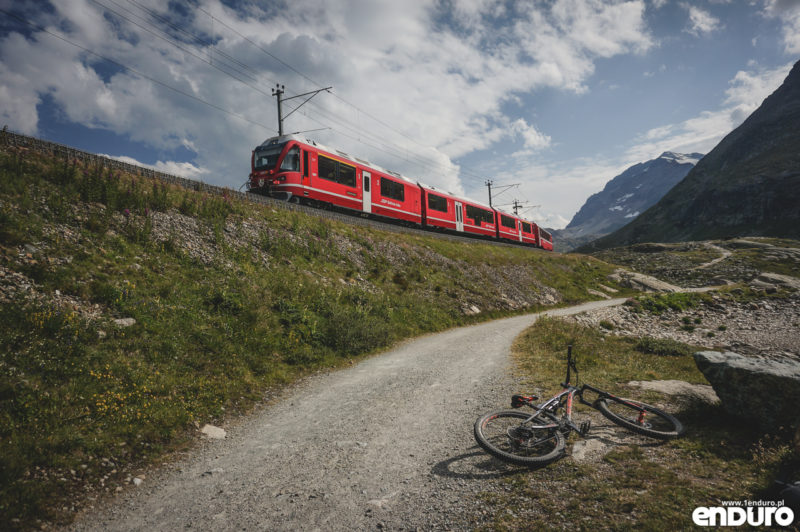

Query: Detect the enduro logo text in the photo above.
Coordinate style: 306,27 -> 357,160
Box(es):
692,501 -> 794,527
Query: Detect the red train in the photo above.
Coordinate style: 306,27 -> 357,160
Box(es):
247,134 -> 553,251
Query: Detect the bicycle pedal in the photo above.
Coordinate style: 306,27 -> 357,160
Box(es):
579,420 -> 591,436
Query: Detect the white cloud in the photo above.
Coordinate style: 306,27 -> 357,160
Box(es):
510,118 -> 552,154
0,0 -> 656,195
625,62 -> 793,162
762,0 -> 800,54
104,154 -> 210,180
681,4 -> 723,36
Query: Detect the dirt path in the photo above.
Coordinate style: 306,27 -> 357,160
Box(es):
68,299 -> 626,531
691,242 -> 732,270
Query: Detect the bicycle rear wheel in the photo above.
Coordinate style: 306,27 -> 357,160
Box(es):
595,397 -> 684,439
474,410 -> 565,466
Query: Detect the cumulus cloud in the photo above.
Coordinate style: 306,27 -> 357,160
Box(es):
681,4 -> 723,36
624,62 -> 793,162
104,154 -> 210,180
762,0 -> 800,54
0,0 -> 655,195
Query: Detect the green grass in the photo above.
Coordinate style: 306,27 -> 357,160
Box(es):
626,291 -> 712,315
0,144 -> 631,529
475,317 -> 797,530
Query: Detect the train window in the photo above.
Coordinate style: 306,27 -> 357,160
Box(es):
521,222 -> 532,234
501,215 -> 516,229
303,150 -> 308,177
380,177 -> 405,201
318,155 -> 337,181
427,193 -> 447,212
540,229 -> 552,241
280,146 -> 300,171
318,155 -> 357,187
339,162 -> 356,187
253,143 -> 286,170
465,204 -> 494,226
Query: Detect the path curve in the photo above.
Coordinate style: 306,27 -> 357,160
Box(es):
69,299 -> 626,531
691,242 -> 732,270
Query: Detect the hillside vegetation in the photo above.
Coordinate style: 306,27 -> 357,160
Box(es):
0,141 -> 625,528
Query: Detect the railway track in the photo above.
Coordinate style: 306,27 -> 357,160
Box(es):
1,129 -> 539,249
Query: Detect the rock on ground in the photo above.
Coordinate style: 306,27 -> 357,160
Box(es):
627,380 -> 719,405
694,351 -> 800,433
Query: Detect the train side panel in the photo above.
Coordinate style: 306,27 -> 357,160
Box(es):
420,186 -> 458,231
460,200 -> 496,238
496,211 -> 521,243
370,173 -> 422,224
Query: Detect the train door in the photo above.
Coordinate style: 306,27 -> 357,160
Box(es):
518,220 -> 523,242
362,171 -> 372,213
455,201 -> 463,232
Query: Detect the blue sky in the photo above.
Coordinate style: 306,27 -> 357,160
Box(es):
1,0 -> 798,228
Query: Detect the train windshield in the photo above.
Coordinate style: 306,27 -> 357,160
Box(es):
253,143 -> 287,171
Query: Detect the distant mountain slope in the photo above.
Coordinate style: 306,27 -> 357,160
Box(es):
552,152 -> 700,252
580,59 -> 800,252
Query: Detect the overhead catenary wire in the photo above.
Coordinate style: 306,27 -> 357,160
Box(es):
94,0 -> 481,185
191,3 -> 492,184
5,4 -> 516,194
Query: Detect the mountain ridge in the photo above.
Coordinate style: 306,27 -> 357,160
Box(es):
579,59 -> 800,252
552,151 -> 701,251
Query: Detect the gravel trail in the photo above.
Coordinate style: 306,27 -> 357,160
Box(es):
69,299 -> 625,531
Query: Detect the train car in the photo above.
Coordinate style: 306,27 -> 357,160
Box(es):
538,227 -> 554,251
249,135 -> 421,225
369,170 -> 421,225
460,198 -> 497,239
519,218 -> 538,246
419,185 -> 460,231
495,209 -> 522,243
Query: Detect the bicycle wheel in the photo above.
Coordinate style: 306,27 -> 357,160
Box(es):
474,410 -> 565,466
595,397 -> 684,439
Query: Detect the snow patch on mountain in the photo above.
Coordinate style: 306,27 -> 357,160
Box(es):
660,151 -> 702,165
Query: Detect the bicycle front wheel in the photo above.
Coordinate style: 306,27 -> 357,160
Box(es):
595,398 -> 684,439
474,410 -> 565,466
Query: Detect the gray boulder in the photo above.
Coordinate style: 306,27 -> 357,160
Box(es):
694,351 -> 800,433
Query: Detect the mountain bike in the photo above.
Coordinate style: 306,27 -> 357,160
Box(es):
474,346 -> 685,466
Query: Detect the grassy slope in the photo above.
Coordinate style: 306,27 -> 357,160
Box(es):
0,144 -> 627,528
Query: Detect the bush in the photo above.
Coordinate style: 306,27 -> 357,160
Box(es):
634,337 -> 696,357
635,292 -> 710,315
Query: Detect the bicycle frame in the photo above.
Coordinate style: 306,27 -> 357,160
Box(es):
518,346 -> 651,436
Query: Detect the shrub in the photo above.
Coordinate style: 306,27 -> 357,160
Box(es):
635,292 -> 709,315
634,337 -> 695,357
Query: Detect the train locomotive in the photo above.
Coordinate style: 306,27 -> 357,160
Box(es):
247,134 -> 553,251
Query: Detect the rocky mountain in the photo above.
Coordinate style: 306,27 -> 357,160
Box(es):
580,59 -> 800,252
552,152 -> 701,251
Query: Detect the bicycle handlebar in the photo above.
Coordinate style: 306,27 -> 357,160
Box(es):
563,345 -> 579,388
